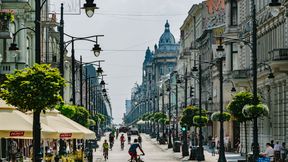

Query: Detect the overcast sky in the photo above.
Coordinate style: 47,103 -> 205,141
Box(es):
63,0 -> 203,124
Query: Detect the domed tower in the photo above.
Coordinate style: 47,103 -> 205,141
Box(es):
157,20 -> 179,52
154,20 -> 179,81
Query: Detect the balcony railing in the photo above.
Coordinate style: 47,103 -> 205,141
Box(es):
1,0 -> 29,2
231,69 -> 249,79
0,62 -> 28,74
269,48 -> 288,61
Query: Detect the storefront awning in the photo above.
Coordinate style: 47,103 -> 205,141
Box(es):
0,100 -> 57,139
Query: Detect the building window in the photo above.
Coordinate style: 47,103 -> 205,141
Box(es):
160,66 -> 164,75
230,0 -> 238,26
231,43 -> 238,71
168,65 -> 173,73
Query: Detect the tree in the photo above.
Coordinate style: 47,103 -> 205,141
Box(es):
55,104 -> 76,119
211,112 -> 231,122
72,106 -> 90,127
0,64 -> 65,162
226,91 -> 261,161
0,64 -> 65,111
180,106 -> 206,128
226,91 -> 257,122
193,115 -> 209,127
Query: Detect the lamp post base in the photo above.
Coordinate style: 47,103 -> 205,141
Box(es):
189,146 -> 197,160
168,142 -> 173,149
196,146 -> 205,161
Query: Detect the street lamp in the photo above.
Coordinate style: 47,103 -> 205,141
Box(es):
63,33 -> 104,105
250,0 -> 281,160
167,79 -> 173,149
82,0 -> 99,18
216,37 -> 227,162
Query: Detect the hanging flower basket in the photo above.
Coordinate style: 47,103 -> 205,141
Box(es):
193,115 -> 208,127
211,112 -> 231,122
242,103 -> 269,118
0,9 -> 15,31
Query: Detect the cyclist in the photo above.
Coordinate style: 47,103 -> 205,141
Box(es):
128,139 -> 145,161
109,133 -> 115,150
120,134 -> 125,150
102,140 -> 109,160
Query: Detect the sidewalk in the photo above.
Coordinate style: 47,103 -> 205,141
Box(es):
142,134 -> 246,162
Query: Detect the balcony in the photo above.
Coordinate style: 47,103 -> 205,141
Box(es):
269,48 -> 288,61
1,0 -> 31,9
1,0 -> 29,2
231,69 -> 249,79
0,62 -> 27,74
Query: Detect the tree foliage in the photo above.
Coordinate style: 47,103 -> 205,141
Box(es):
0,64 -> 65,111
55,104 -> 76,119
193,115 -> 209,127
93,113 -> 106,124
153,112 -> 167,122
180,105 -> 206,128
242,103 -> 269,118
56,104 -> 91,127
226,91 -> 260,122
211,112 -> 231,122
71,106 -> 90,127
141,113 -> 150,121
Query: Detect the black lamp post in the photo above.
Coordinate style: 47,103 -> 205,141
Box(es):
182,67 -> 189,157
175,73 -> 180,140
190,54 -> 204,161
216,37 -> 227,162
250,0 -> 281,160
167,80 -> 173,149
197,54 -> 204,161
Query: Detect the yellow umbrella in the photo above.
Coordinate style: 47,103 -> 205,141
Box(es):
28,109 -> 96,139
0,100 -> 57,139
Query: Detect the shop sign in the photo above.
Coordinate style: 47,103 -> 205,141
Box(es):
10,131 -> 25,137
60,133 -> 72,138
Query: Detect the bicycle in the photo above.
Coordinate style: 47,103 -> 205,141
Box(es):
128,154 -> 144,162
121,142 -> 125,150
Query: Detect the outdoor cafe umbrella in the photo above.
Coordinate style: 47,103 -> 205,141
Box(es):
27,109 -> 96,139
0,99 -> 57,139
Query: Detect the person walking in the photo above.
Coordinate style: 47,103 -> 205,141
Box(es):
274,141 -> 281,161
211,140 -> 216,156
281,142 -> 287,162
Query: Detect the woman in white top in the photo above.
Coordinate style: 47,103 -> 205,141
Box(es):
260,143 -> 274,161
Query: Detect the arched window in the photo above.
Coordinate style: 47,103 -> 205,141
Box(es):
230,0 -> 238,26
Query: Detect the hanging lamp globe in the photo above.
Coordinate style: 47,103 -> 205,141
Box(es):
92,43 -> 101,57
100,80 -> 105,86
269,0 -> 282,17
82,0 -> 99,18
9,43 -> 19,51
96,67 -> 103,74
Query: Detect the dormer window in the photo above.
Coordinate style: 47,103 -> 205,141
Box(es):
230,0 -> 238,26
